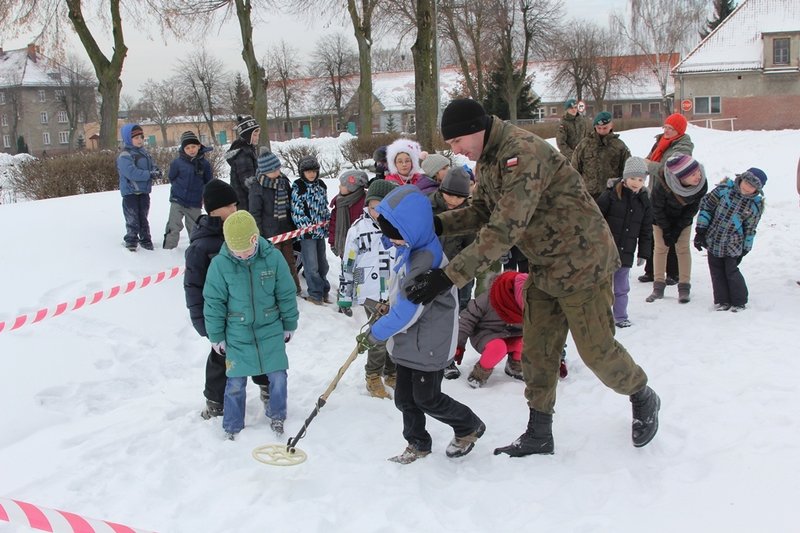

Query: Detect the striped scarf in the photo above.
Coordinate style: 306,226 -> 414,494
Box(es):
260,174 -> 289,221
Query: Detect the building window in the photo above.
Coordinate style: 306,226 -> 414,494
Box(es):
2,135 -> 10,148
774,38 -> 790,65
549,107 -> 558,115
335,121 -> 344,132
38,89 -> 46,102
649,103 -> 660,119
694,96 -> 721,114
58,110 -> 68,123
0,92 -> 5,104
59,131 -> 69,144
630,104 -> 642,118
1,114 -> 7,126
612,104 -> 623,119
43,132 -> 51,145
54,89 -> 65,101
534,107 -> 545,121
40,111 -> 49,124
283,121 -> 292,133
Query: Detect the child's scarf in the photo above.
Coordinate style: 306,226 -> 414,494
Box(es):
260,175 -> 289,221
333,188 -> 365,256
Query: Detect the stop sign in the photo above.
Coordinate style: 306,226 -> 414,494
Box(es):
681,99 -> 693,112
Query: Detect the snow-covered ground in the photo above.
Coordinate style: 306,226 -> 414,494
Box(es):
1,125 -> 798,533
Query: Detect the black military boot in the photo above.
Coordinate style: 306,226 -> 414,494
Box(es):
630,386 -> 661,447
493,409 -> 554,457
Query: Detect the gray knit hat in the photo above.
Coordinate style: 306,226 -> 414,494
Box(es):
623,156 -> 648,180
421,153 -> 450,178
439,167 -> 471,198
365,179 -> 398,203
339,169 -> 369,193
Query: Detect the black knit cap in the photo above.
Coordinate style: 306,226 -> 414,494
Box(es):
203,179 -> 239,213
376,214 -> 403,240
441,99 -> 488,140
180,130 -> 201,148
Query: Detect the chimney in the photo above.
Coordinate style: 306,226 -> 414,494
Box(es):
27,43 -> 37,62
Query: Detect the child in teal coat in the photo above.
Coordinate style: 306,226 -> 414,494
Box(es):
203,210 -> 299,438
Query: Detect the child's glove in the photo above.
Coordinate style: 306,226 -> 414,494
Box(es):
355,331 -> 379,354
454,345 -> 465,365
693,230 -> 707,251
211,340 -> 226,355
283,330 -> 294,343
636,257 -> 646,267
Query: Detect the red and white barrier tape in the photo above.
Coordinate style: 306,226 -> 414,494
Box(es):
0,267 -> 184,335
0,497 -> 156,533
0,222 -> 327,335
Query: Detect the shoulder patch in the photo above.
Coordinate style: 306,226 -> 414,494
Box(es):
506,157 -> 518,168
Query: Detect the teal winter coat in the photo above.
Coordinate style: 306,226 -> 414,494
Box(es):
203,236 -> 299,377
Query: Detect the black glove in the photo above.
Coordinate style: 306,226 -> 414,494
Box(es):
405,269 -> 454,305
693,230 -> 707,251
433,216 -> 443,236
661,230 -> 677,247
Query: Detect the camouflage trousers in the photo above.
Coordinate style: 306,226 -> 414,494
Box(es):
521,276 -> 647,414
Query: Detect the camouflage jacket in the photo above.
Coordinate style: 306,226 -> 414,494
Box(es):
571,130 -> 631,199
556,112 -> 589,161
645,133 -> 694,177
438,116 -> 620,297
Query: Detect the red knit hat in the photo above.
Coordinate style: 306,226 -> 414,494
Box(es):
664,113 -> 687,136
489,271 -> 524,325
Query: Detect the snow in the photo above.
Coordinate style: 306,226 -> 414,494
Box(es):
1,125 -> 799,533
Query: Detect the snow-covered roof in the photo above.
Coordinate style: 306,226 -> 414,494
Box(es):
0,47 -> 66,89
674,0 -> 800,74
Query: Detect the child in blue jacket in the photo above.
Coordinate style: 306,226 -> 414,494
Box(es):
357,185 -> 484,464
117,124 -> 161,251
163,131 -> 213,249
694,168 -> 767,311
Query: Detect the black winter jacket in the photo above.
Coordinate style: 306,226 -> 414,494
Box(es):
650,169 -> 708,234
249,173 -> 296,238
596,179 -> 653,268
183,214 -> 225,337
225,139 -> 258,209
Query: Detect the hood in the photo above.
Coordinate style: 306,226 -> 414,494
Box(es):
189,214 -> 223,243
386,138 -> 423,176
120,124 -> 141,148
375,185 -> 436,250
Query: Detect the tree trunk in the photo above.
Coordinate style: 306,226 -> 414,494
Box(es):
235,0 -> 270,151
348,0 -> 374,136
160,125 -> 169,147
412,0 -> 438,150
66,0 -> 126,150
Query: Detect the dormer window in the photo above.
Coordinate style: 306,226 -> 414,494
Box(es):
774,38 -> 790,65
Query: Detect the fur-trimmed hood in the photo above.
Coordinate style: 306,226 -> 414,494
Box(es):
386,138 -> 423,177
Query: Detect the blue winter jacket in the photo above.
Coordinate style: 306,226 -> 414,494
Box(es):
203,237 -> 299,377
370,185 -> 459,372
290,176 -> 330,240
696,177 -> 764,257
117,124 -> 157,196
168,145 -> 214,208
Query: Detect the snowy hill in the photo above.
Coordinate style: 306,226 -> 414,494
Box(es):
1,125 -> 799,533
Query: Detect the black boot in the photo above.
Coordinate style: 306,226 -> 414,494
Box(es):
493,409 -> 554,457
630,386 -> 661,447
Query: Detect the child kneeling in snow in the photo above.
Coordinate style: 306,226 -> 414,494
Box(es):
356,185 -> 484,464
203,210 -> 299,439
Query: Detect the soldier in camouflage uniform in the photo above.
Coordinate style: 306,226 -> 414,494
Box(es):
555,99 -> 589,163
571,111 -> 632,200
406,99 -> 661,456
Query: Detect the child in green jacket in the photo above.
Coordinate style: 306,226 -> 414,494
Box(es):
203,211 -> 299,439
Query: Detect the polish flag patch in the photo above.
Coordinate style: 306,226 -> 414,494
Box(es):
506,157 -> 519,168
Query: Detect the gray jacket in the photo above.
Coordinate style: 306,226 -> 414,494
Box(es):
457,292 -> 523,353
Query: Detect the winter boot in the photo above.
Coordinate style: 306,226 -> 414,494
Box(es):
493,409 -> 554,457
443,361 -> 461,380
731,304 -> 746,312
645,281 -> 666,303
224,432 -> 237,441
259,385 -> 270,406
677,283 -> 691,304
201,399 -> 223,420
467,363 -> 493,388
445,421 -> 486,458
388,443 -> 431,464
504,358 -> 524,380
630,386 -> 661,447
366,373 -> 391,399
270,418 -> 285,435
383,373 -> 397,389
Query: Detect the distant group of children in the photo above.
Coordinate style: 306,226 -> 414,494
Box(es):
117,113 -> 768,457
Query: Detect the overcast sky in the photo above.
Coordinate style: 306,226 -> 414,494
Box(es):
3,0 -> 628,96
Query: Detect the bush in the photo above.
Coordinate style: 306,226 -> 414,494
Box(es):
340,132 -> 401,168
275,144 -> 320,178
10,151 -> 119,200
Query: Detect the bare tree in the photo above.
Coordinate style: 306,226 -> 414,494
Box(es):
371,46 -> 415,72
439,0 -> 495,102
139,78 -> 183,146
491,0 -> 563,123
612,0 -> 706,114
55,55 -> 97,151
584,28 -> 630,112
267,40 -> 302,137
310,32 -> 358,129
548,21 -> 600,102
175,48 -> 229,145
